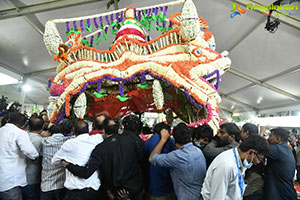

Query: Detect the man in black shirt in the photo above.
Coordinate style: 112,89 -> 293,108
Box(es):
64,118 -> 145,200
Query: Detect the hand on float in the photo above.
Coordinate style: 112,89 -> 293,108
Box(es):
161,128 -> 170,141
62,160 -> 70,167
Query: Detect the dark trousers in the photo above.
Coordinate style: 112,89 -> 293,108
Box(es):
63,188 -> 100,200
40,188 -> 66,200
244,190 -> 263,200
0,186 -> 22,200
22,184 -> 40,200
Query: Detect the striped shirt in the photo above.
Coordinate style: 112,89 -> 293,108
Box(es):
41,133 -> 73,192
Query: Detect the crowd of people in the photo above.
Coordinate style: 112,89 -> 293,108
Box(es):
0,110 -> 298,200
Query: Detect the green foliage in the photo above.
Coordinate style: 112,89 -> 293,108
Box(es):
116,94 -> 132,102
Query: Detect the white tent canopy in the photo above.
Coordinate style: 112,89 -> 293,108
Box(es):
0,0 -> 299,116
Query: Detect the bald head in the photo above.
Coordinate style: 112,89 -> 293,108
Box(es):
94,114 -> 108,131
29,116 -> 44,132
75,120 -> 89,136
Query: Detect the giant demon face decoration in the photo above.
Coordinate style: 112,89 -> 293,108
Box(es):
43,0 -> 231,134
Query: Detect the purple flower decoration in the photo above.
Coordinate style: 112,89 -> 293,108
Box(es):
80,20 -> 84,31
155,7 -> 159,15
120,11 -> 124,21
48,79 -> 51,89
94,17 -> 99,29
54,106 -> 65,124
138,11 -> 142,21
90,35 -> 94,46
110,14 -> 114,22
97,81 -> 102,92
99,16 -> 103,25
119,83 -> 124,96
141,74 -> 146,83
105,15 -> 110,25
134,8 -> 137,19
87,18 -> 91,27
203,69 -> 220,90
66,22 -> 70,32
164,6 -> 168,15
73,21 -> 77,29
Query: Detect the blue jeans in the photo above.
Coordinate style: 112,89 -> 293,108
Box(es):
22,184 -> 40,200
0,186 -> 23,200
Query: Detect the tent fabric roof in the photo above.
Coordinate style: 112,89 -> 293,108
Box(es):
0,0 -> 299,115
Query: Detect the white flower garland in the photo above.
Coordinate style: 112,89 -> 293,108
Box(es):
152,79 -> 164,110
152,79 -> 166,122
74,92 -> 87,119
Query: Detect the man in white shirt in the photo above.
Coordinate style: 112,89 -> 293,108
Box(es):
0,112 -> 39,200
52,120 -> 104,199
201,135 -> 269,200
22,116 -> 44,200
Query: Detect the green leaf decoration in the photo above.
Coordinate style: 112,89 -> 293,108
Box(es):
66,28 -> 76,36
156,25 -> 162,31
111,29 -> 118,35
158,12 -> 165,22
137,82 -> 148,89
111,19 -> 118,27
140,19 -> 147,27
82,39 -> 89,46
45,86 -> 49,91
125,20 -> 134,25
102,33 -> 109,42
116,94 -> 132,102
95,37 -> 101,45
93,90 -> 107,98
161,27 -> 167,34
149,24 -> 154,30
100,24 -> 105,30
74,29 -> 82,34
152,14 -> 158,21
85,24 -> 93,32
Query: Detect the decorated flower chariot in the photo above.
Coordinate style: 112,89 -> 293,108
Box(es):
44,0 -> 231,134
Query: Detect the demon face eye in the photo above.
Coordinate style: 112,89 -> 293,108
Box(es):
67,41 -> 73,48
193,48 -> 202,57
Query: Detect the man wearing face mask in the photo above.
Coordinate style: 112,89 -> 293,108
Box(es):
203,123 -> 241,167
201,135 -> 269,200
192,125 -> 213,150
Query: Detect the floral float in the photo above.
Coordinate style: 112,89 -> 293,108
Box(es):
43,0 -> 231,134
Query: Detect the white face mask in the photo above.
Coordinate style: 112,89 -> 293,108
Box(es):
243,153 -> 254,169
194,142 -> 201,147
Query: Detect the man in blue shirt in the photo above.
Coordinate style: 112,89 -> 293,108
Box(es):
144,122 -> 176,199
149,123 -> 206,200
